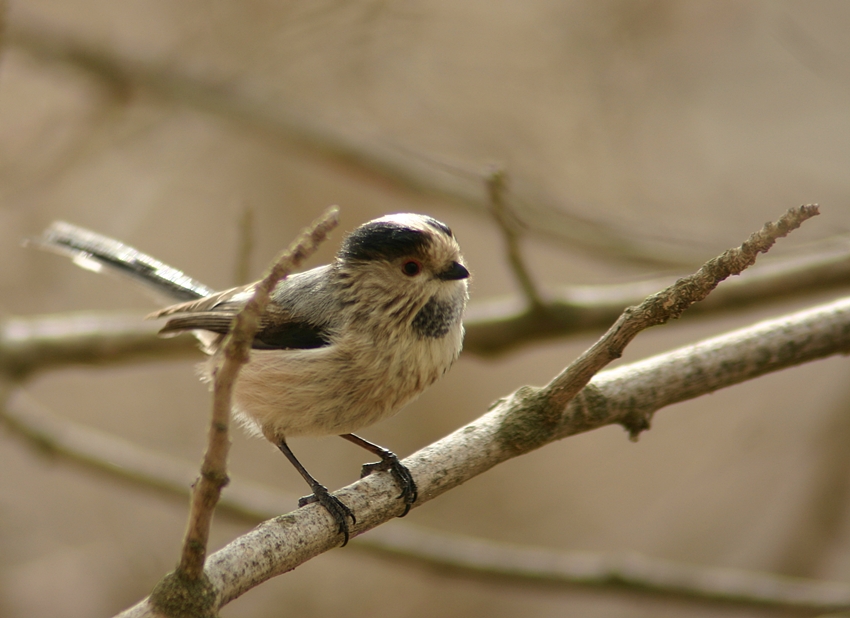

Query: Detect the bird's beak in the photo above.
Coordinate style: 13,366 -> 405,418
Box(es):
437,261 -> 470,281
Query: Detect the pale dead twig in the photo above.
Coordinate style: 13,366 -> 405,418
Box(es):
486,168 -> 544,309
151,207 -> 339,613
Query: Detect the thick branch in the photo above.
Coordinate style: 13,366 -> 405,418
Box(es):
113,292 -> 850,616
6,294 -> 850,613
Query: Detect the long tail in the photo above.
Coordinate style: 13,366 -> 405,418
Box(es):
28,221 -> 214,303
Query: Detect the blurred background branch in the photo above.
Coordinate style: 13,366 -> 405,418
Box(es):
5,238 -> 850,377
5,20 -> 711,269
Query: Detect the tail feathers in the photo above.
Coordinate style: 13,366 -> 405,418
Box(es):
28,221 -> 214,303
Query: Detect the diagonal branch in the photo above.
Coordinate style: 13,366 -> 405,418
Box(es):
4,289 -> 850,613
538,204 -> 818,430
113,205 -> 824,616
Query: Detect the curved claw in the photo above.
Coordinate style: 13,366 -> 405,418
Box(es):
361,453 -> 418,516
298,485 -> 356,545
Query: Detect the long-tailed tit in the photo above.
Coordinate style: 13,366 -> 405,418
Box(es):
31,213 -> 469,544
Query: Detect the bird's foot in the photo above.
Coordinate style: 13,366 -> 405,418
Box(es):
298,485 -> 356,546
361,451 -> 418,516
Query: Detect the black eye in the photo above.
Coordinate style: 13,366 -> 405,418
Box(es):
402,260 -> 421,276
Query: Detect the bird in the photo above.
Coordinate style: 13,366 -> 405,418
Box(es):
30,213 -> 470,545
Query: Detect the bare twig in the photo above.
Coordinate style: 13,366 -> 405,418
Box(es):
538,204 -> 818,430
150,207 -> 339,615
486,168 -> 544,308
233,204 -> 254,286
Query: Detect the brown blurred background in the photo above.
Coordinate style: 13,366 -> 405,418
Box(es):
2,1 -> 850,616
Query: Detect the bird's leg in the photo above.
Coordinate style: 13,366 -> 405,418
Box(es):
340,433 -> 418,516
277,441 -> 355,546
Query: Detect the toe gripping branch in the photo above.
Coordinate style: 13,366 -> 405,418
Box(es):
297,485 -> 356,546
278,441 -> 356,546
341,433 -> 418,516
278,434 -> 418,547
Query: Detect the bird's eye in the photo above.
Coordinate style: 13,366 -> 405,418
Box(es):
402,260 -> 421,276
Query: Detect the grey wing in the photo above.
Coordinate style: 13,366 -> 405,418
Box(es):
155,265 -> 341,351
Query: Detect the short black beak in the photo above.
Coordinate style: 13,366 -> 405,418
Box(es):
437,261 -> 470,281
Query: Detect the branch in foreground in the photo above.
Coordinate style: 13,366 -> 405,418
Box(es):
537,205 -> 817,431
156,208 -> 339,611
112,206 -> 820,615
5,374 -> 850,613
114,291 -> 850,616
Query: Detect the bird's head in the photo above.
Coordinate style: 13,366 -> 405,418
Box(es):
335,213 -> 469,335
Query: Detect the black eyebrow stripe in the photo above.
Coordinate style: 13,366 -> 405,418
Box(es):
339,221 -> 430,262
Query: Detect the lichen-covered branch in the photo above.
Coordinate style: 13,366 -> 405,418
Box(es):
110,205 -> 827,616
3,292 -> 850,611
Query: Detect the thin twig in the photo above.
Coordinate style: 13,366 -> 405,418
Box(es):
233,203 -> 254,286
150,207 -> 338,614
541,204 -> 819,423
179,206 -> 338,577
486,168 -> 544,309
